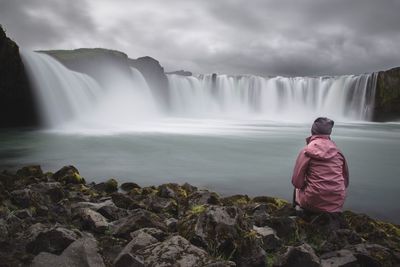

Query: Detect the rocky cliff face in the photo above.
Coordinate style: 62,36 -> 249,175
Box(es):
0,26 -> 38,127
374,67 -> 400,121
129,56 -> 169,110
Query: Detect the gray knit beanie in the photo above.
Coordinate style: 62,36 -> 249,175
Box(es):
311,117 -> 334,135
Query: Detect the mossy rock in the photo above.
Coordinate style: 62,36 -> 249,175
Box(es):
221,194 -> 251,207
53,166 -> 86,185
343,211 -> 400,251
16,165 -> 43,178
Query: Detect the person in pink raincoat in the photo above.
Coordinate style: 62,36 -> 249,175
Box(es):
292,117 -> 349,213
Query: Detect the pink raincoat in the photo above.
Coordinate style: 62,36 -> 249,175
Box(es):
292,135 -> 349,212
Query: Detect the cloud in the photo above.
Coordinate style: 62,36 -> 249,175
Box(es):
1,0 -> 400,76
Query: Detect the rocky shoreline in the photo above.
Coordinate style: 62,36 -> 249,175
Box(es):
0,165 -> 399,266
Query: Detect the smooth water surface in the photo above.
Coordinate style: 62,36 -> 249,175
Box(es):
1,120 -> 399,223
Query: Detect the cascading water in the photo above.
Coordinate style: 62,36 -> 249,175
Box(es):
22,50 -> 377,134
22,51 -> 102,127
167,73 -> 377,122
21,51 -> 160,132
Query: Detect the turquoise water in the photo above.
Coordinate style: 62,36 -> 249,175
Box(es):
1,120 -> 399,223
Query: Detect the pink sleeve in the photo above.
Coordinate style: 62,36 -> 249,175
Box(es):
292,149 -> 310,189
341,152 -> 349,188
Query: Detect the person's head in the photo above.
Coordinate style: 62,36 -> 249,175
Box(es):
311,117 -> 334,135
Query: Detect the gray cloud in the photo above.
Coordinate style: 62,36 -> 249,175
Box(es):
1,0 -> 400,76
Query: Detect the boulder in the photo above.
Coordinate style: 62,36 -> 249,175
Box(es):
188,189 -> 221,206
31,236 -> 105,267
274,243 -> 321,267
111,209 -> 166,239
144,195 -> 178,217
16,165 -> 43,178
28,182 -> 66,203
138,235 -> 217,266
93,178 -> 118,193
10,189 -> 40,208
320,249 -> 358,267
75,207 -> 109,233
130,228 -> 168,242
120,182 -> 141,192
26,224 -> 81,255
179,205 -> 265,266
113,230 -> 158,266
53,165 -> 85,184
253,225 -> 282,251
111,192 -> 142,210
251,203 -> 271,227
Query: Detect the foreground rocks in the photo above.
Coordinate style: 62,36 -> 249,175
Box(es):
0,165 -> 399,266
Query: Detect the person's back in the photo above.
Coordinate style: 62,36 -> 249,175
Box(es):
292,117 -> 349,213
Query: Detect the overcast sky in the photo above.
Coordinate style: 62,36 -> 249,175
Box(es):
1,0 -> 400,76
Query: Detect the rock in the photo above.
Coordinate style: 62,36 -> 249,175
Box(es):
179,205 -> 265,265
0,219 -> 8,241
0,25 -> 39,127
26,224 -> 81,255
320,249 -> 358,267
31,236 -> 105,267
165,70 -> 193,76
114,253 -> 144,267
374,67 -> 400,121
29,182 -> 66,203
275,243 -> 321,267
144,195 -> 178,217
53,165 -> 86,184
0,171 -> 17,191
234,234 -> 266,267
10,189 -> 40,208
120,182 -> 141,192
347,243 -> 395,266
265,216 -> 298,241
16,165 -> 43,178
93,178 -> 118,193
111,209 -> 166,239
188,189 -> 221,206
253,225 -> 282,251
130,227 -> 168,242
114,230 -> 158,265
111,192 -> 141,210
221,194 -> 251,207
166,217 -> 178,232
14,208 -> 32,219
129,56 -> 169,110
204,261 -> 237,267
75,207 -> 109,233
138,235 -> 216,266
251,203 -> 271,226
319,229 -> 362,253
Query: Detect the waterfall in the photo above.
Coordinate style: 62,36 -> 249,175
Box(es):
167,73 -> 377,122
21,51 -> 160,130
21,50 -> 377,133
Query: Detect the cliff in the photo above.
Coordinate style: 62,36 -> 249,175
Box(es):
0,25 -> 38,127
0,165 -> 399,266
374,67 -> 400,121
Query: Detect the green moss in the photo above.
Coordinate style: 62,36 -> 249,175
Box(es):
266,253 -> 277,267
221,194 -> 250,206
190,204 -> 206,214
105,178 -> 118,193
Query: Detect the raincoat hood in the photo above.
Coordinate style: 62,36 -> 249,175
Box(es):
305,135 -> 339,160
